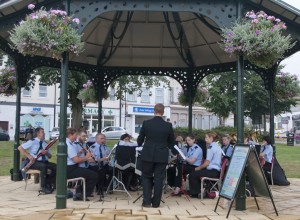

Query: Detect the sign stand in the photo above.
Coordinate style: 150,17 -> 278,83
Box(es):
214,144 -> 278,218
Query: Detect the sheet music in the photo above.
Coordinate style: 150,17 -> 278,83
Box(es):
174,145 -> 186,160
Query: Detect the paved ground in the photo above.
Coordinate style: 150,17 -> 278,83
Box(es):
0,177 -> 300,220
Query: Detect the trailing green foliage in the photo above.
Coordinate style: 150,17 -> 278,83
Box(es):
220,10 -> 294,69
10,4 -> 84,59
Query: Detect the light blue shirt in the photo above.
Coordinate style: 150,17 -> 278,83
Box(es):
22,137 -> 51,161
206,142 -> 222,171
74,140 -> 87,168
185,144 -> 203,166
90,143 -> 111,166
67,138 -> 77,166
222,144 -> 234,158
261,144 -> 273,163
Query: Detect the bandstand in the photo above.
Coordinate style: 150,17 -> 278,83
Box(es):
0,0 -> 300,210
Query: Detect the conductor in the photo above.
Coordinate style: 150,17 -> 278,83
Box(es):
137,103 -> 175,208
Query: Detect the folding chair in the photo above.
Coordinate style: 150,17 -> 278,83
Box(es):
200,158 -> 228,200
67,177 -> 86,201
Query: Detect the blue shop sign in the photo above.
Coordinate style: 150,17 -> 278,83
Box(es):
133,107 -> 154,113
32,107 -> 41,111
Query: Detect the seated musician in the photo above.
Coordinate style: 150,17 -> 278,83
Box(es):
18,127 -> 56,194
114,133 -> 139,191
259,135 -> 274,174
74,130 -> 90,168
89,133 -> 111,196
221,134 -> 234,159
244,133 -> 256,145
188,131 -> 222,198
172,134 -> 203,196
66,128 -> 98,200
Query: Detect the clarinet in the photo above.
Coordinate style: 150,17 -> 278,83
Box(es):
80,142 -> 98,165
22,138 -> 58,172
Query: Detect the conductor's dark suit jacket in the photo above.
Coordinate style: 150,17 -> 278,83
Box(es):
137,116 -> 175,163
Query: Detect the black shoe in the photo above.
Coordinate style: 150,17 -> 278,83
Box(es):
73,193 -> 90,201
190,194 -> 198,198
86,194 -> 94,197
40,187 -> 52,194
142,203 -> 151,208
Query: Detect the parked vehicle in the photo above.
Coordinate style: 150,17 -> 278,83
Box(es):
50,127 -> 59,140
91,126 -> 127,139
0,131 -> 9,141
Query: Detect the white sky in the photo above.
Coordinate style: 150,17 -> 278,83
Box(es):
280,0 -> 300,76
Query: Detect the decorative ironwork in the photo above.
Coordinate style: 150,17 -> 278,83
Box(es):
71,0 -> 237,33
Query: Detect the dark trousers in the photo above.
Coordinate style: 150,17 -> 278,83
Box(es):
67,165 -> 98,196
174,163 -> 197,188
188,169 -> 220,195
141,160 -> 166,207
89,165 -> 113,191
30,161 -> 56,188
119,168 -> 138,189
167,165 -> 176,187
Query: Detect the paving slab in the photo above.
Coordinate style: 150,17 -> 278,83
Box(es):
1,177 -> 300,220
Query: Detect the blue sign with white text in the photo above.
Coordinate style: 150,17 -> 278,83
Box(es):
133,107 -> 154,113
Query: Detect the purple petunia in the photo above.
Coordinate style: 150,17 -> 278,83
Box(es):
28,4 -> 35,10
255,30 -> 261,35
72,18 -> 80,24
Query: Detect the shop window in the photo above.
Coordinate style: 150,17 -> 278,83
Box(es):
23,88 -> 32,97
109,87 -> 115,101
39,84 -> 47,97
127,92 -> 137,102
155,88 -> 164,103
141,88 -> 150,103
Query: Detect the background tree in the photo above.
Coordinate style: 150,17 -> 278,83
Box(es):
34,67 -> 88,129
178,68 -> 300,128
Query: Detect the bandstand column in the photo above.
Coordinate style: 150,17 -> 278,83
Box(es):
56,52 -> 69,209
187,70 -> 193,135
12,58 -> 22,181
97,73 -> 104,132
268,68 -> 276,144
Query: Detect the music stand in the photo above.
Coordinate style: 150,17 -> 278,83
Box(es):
106,142 -> 136,199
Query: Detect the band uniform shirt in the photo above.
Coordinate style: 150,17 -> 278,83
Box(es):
66,138 -> 77,166
206,141 -> 222,171
261,144 -> 273,163
90,143 -> 111,167
221,144 -> 234,158
22,137 -> 50,162
74,140 -> 87,168
185,144 -> 203,166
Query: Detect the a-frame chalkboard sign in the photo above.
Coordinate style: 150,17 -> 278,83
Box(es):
214,144 -> 278,218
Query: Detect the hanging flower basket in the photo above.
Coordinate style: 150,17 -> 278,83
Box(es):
0,67 -> 17,96
78,80 -> 109,104
9,4 -> 84,60
220,10 -> 295,69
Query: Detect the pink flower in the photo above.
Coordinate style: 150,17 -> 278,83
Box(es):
255,30 -> 261,35
83,84 -> 87,88
28,4 -> 35,10
275,18 -> 281,23
251,19 -> 259,24
267,16 -> 275,21
72,18 -> 80,24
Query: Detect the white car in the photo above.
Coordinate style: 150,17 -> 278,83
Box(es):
91,126 -> 126,139
50,127 -> 59,140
